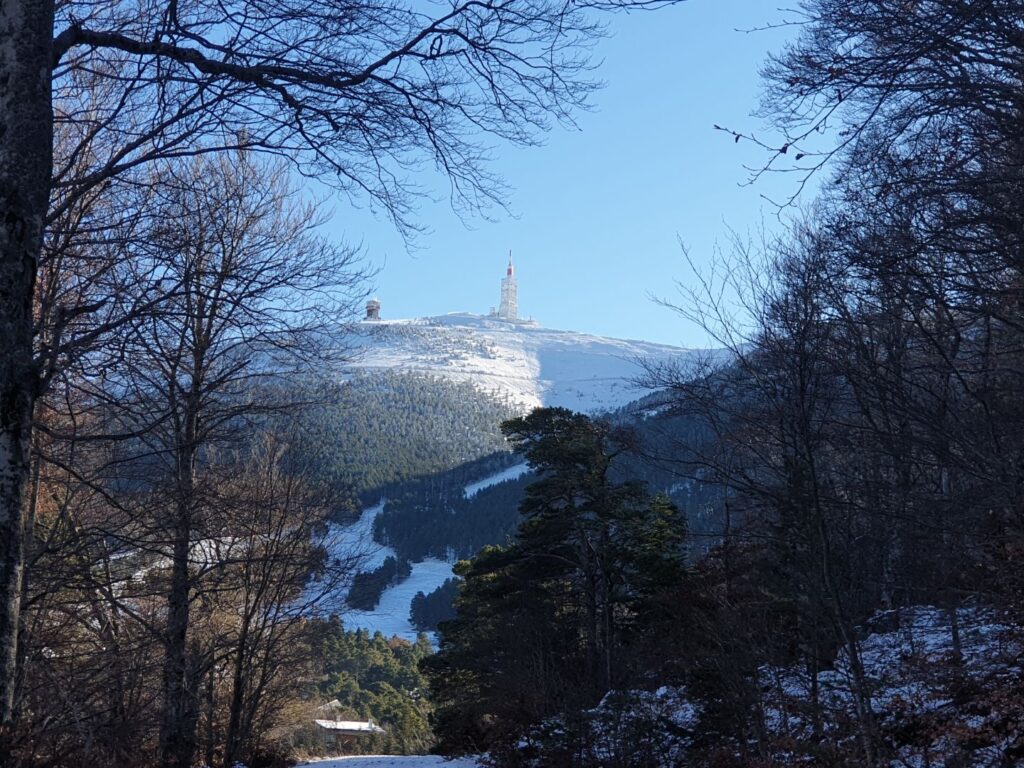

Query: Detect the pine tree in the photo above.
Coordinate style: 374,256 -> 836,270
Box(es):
425,408 -> 688,756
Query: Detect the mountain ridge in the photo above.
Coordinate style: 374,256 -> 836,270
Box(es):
344,312 -> 712,413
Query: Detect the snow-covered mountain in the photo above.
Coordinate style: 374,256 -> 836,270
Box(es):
329,314 -> 719,641
344,312 -> 711,413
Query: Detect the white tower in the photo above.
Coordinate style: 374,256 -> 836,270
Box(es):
364,297 -> 381,321
498,251 -> 518,321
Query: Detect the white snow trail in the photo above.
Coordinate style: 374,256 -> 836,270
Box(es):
301,756 -> 482,767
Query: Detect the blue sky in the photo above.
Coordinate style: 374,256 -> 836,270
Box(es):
324,2 -> 806,347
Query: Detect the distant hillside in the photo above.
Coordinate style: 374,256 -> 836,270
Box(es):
371,399 -> 729,568
282,371 -> 520,511
344,313 -> 714,413
374,466 -> 535,563
278,322 -> 725,637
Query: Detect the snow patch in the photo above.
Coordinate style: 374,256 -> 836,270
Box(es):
463,463 -> 529,498
342,558 -> 453,642
345,313 -> 714,413
330,501 -> 394,573
300,756 -> 481,767
332,463 -> 534,640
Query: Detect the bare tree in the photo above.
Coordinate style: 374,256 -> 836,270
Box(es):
0,0 -> 686,726
649,227 -> 890,762
213,437 -> 347,768
0,0 -> 55,729
90,152 -> 359,768
756,1 -> 1024,194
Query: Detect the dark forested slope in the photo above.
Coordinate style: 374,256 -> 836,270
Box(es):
281,371 -> 521,513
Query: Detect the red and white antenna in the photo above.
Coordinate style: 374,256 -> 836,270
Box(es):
507,249 -> 514,276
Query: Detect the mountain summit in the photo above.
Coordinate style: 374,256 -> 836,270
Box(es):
346,312 -> 703,413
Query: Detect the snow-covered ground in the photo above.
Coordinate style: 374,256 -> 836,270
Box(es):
335,464 -> 532,641
329,502 -> 446,642
759,605 -> 1024,765
537,605 -> 1022,767
332,501 -> 393,573
463,462 -> 529,498
346,313 -> 713,413
341,557 -> 454,641
301,756 -> 481,767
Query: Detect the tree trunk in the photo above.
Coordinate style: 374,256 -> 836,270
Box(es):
160,372 -> 205,768
0,0 -> 55,727
204,668 -> 216,768
223,610 -> 252,768
160,514 -> 196,768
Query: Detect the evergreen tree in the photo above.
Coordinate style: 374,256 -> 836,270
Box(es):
309,616 -> 435,755
346,557 -> 413,611
424,408 -> 688,756
410,579 -> 462,633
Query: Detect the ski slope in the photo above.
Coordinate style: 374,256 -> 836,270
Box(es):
334,502 -> 454,641
301,757 -> 481,767
341,556 -> 454,641
463,462 -> 529,498
331,501 -> 392,572
335,464 -> 533,641
346,313 -> 710,413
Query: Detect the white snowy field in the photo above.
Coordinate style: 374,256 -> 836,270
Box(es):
342,557 -> 454,641
300,756 -> 481,767
333,501 -> 392,572
346,312 -> 712,413
333,463 -> 532,641
463,463 -> 528,498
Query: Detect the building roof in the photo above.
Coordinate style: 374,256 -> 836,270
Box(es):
314,719 -> 385,734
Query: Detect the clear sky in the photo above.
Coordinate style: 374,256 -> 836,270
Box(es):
323,2 -> 806,348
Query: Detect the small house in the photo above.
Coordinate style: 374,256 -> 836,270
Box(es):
313,700 -> 385,752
